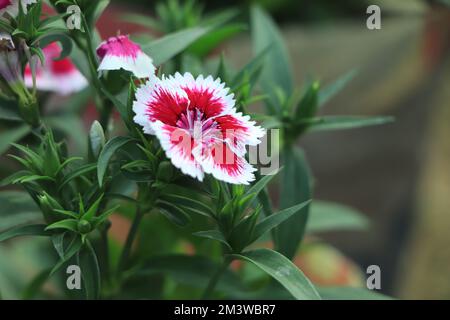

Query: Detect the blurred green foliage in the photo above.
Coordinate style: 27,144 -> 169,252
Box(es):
119,0 -> 371,23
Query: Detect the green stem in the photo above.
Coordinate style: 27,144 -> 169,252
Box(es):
78,12 -> 112,128
100,227 -> 110,284
201,257 -> 232,300
117,203 -> 144,274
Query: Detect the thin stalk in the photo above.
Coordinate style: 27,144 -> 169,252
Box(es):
201,257 -> 232,300
100,227 -> 110,284
78,12 -> 112,128
117,203 -> 144,274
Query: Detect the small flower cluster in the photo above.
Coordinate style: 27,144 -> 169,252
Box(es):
1,4 -> 265,185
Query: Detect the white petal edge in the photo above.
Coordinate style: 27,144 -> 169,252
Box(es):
163,72 -> 236,116
98,51 -> 156,79
193,144 -> 256,185
219,111 -> 266,157
24,70 -> 88,95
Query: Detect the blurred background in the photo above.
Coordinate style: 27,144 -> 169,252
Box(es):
1,0 -> 449,299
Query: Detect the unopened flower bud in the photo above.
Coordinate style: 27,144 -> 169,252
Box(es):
38,192 -> 63,223
156,161 -> 174,183
77,220 -> 92,234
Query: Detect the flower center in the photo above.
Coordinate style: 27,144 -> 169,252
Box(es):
176,108 -> 220,143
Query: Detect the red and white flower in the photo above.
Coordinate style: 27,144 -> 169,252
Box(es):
24,43 -> 88,95
0,0 -> 37,17
133,72 -> 265,185
96,35 -> 155,79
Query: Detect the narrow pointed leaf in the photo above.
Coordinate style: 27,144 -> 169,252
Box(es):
318,69 -> 358,108
77,241 -> 100,300
97,136 -> 134,186
0,125 -> 31,155
0,224 -> 49,242
193,230 -> 231,250
142,26 -> 211,66
59,163 -> 97,190
317,286 -> 392,300
82,195 -> 103,220
252,200 -> 310,242
232,248 -> 321,300
50,236 -> 83,276
251,6 -> 293,110
306,116 -> 394,133
276,147 -> 312,259
45,219 -> 78,232
157,201 -> 191,227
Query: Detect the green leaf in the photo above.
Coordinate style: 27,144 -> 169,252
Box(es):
157,201 -> 191,227
307,201 -> 369,233
0,224 -> 48,242
97,136 -> 134,186
121,13 -> 162,32
243,172 -> 277,210
317,286 -> 392,300
201,8 -> 240,28
51,233 -> 66,259
251,6 -> 293,110
232,47 -> 269,89
50,236 -> 83,276
305,116 -> 394,133
89,0 -> 110,27
245,173 -> 276,198
276,147 -> 312,260
100,88 -> 130,128
232,248 -> 321,300
188,24 -> 245,57
0,170 -> 29,187
89,120 -> 105,159
193,230 -> 231,250
45,115 -> 87,153
252,200 -> 310,243
77,241 -> 100,300
16,175 -> 55,184
33,32 -> 73,60
161,194 -> 214,217
0,191 -> 42,232
92,205 -> 119,227
0,125 -> 31,155
81,195 -> 103,221
228,208 -> 261,252
137,255 -> 245,295
59,163 -> 97,190
53,209 -> 78,219
295,81 -> 320,120
318,69 -> 358,108
45,219 -> 78,232
142,26 -> 211,66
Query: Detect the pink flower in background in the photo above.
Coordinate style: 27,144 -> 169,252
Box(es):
96,35 -> 155,79
0,0 -> 37,17
133,72 -> 265,185
24,43 -> 88,95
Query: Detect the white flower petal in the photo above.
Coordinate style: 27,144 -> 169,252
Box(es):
194,141 -> 256,185
98,51 -> 155,79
